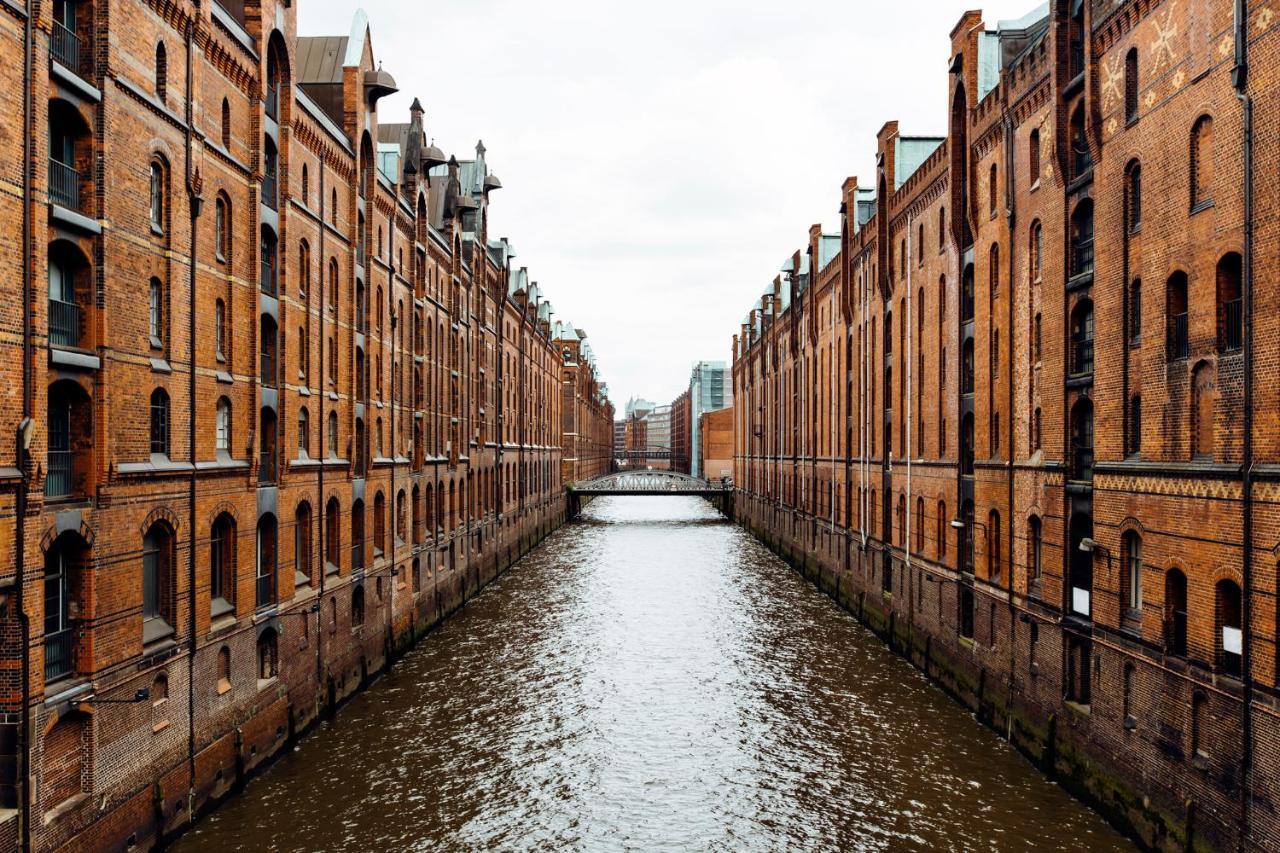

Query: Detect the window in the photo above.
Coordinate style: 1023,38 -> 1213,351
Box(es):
298,326 -> 308,380
221,98 -> 231,149
142,523 -> 174,636
328,258 -> 338,309
1217,253 -> 1243,353
1034,312 -> 1042,363
352,586 -> 365,627
256,514 -> 278,609
301,164 -> 309,206
959,587 -> 975,639
1165,569 -> 1188,656
210,514 -> 235,615
1070,103 -> 1091,181
374,492 -> 386,555
214,298 -> 227,361
1128,280 -> 1142,347
1127,395 -> 1141,457
1033,407 -> 1042,451
1191,115 -> 1214,209
149,278 -> 163,346
260,226 -> 278,296
1167,272 -> 1189,361
961,339 -> 974,395
938,207 -> 946,251
960,413 -> 974,476
1191,693 -> 1208,759
215,397 -> 231,454
149,161 -> 165,233
989,243 -> 999,301
1070,399 -> 1093,482
1126,161 -> 1142,232
295,502 -> 313,585
1125,48 -> 1139,122
263,138 -> 279,211
1029,221 -> 1042,281
988,510 -> 1001,582
1029,129 -> 1041,182
1192,361 -> 1216,459
1029,515 -> 1042,584
217,646 -> 232,694
298,407 -> 310,458
150,389 -> 170,457
960,264 -> 974,322
1216,579 -> 1242,677
351,499 -> 365,570
1070,300 -> 1094,376
215,196 -> 229,262
1122,531 -> 1143,616
328,411 -> 338,458
259,407 -> 277,484
325,498 -> 340,570
937,500 -> 947,559
257,629 -> 278,683
155,42 -> 167,101
1070,199 -> 1094,278
988,163 -> 998,218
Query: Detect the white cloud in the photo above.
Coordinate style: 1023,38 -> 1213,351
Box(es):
303,0 -> 1038,405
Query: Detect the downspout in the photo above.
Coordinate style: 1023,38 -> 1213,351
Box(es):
906,217 -> 914,627
316,165 -> 326,694
1003,99 -> 1018,738
183,16 -> 200,814
1233,0 -> 1254,845
861,259 -> 869,549
18,4 -> 33,849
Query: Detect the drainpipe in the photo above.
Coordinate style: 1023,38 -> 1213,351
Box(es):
316,165 -> 326,694
1233,0 -> 1254,846
1003,98 -> 1018,738
18,3 -> 33,848
906,217 -> 914,628
183,16 -> 200,818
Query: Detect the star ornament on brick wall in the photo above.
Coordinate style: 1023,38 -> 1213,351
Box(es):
1172,68 -> 1186,89
1101,54 -> 1123,112
1149,5 -> 1179,72
1106,117 -> 1119,138
1259,8 -> 1275,30
1144,89 -> 1158,109
1218,35 -> 1234,57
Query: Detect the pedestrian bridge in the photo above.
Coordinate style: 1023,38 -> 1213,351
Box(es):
572,471 -> 732,496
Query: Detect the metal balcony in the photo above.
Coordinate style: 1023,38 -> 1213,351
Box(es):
48,297 -> 81,348
1220,299 -> 1243,352
1167,313 -> 1189,361
51,21 -> 81,72
49,158 -> 80,210
44,628 -> 74,682
45,449 -> 74,499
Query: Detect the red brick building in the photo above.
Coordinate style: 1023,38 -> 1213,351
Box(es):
554,322 -> 614,484
734,1 -> 1279,848
0,1 -> 610,849
670,389 -> 691,475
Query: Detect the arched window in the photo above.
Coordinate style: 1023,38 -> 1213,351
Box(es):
149,277 -> 164,345
149,161 -> 165,233
396,489 -> 407,543
210,513 -> 235,615
1127,395 -> 1142,458
961,338 -> 974,395
43,533 -> 89,681
373,491 -> 386,555
1126,161 -> 1142,233
298,325 -> 308,381
255,514 -> 278,609
1122,531 -> 1143,617
1070,199 -> 1094,278
1191,115 -> 1214,209
1070,299 -> 1094,376
988,163 -> 998,218
352,586 -> 365,627
298,240 -> 311,299
1166,272 -> 1189,361
150,388 -> 170,457
1070,399 -> 1094,482
327,258 -> 338,309
1128,279 -> 1142,348
1029,221 -> 1042,281
298,407 -> 310,458
351,499 -> 365,570
155,42 -> 167,101
213,298 -> 227,363
988,243 -> 1000,301
1192,361 -> 1217,459
1166,569 -> 1189,657
260,225 -> 278,295
328,410 -> 339,458
937,500 -> 947,559
1028,515 -> 1042,585
960,263 -> 974,322
215,195 -> 229,262
215,396 -> 231,454
988,510 -> 1001,582
257,628 -> 278,682
325,497 -> 341,570
1070,102 -> 1090,180
1124,47 -> 1139,123
1217,253 -> 1243,353
295,501 -> 312,587
301,163 -> 310,206
1216,579 -> 1243,677
220,97 -> 231,149
142,523 -> 175,636
938,207 -> 946,251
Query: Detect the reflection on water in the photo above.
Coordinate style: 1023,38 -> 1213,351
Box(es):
176,496 -> 1130,852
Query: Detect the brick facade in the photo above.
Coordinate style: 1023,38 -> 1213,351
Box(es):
0,1 -> 611,850
733,1 -> 1279,849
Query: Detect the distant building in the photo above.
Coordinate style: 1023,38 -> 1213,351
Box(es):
670,390 -> 692,474
688,362 -> 732,478
699,407 -> 734,482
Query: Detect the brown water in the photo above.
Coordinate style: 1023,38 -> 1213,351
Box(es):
175,496 -> 1130,852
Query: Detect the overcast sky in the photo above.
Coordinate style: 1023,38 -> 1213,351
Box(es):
304,1 -> 1038,410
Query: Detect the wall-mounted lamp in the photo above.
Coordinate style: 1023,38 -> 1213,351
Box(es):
85,688 -> 150,705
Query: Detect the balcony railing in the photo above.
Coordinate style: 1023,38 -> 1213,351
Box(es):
351,542 -> 364,571
1167,313 -> 1189,361
265,85 -> 279,122
356,244 -> 366,268
45,628 -> 74,682
256,572 -> 275,609
51,21 -> 81,72
260,349 -> 277,387
258,450 -> 276,484
45,449 -> 74,499
48,297 -> 81,348
1220,299 -> 1243,352
49,158 -> 80,210
1072,445 -> 1094,482
262,171 -> 278,211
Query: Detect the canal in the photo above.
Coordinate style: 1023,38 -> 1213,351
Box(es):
175,496 -> 1130,852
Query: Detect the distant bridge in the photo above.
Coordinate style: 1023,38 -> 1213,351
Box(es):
572,471 -> 732,497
